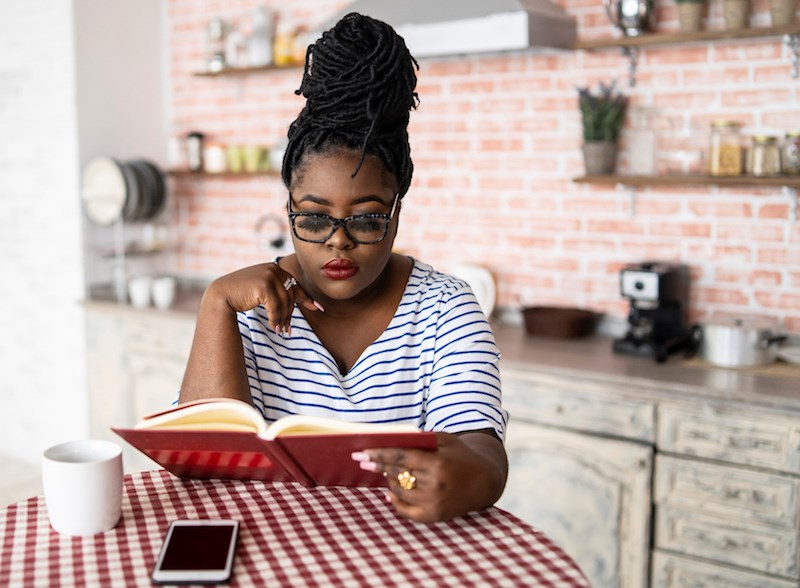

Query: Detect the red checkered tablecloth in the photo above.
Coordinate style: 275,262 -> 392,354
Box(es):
0,470 -> 589,587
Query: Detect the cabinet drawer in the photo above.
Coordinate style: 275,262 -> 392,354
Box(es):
655,455 -> 800,529
655,505 -> 799,579
125,314 -> 195,358
651,550 -> 798,588
658,404 -> 800,475
502,370 -> 655,442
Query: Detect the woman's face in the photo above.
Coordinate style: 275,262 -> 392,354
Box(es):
288,150 -> 400,303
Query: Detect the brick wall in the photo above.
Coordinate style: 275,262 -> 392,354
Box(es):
166,0 -> 800,333
0,0 -> 87,461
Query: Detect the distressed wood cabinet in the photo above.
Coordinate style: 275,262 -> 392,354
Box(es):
497,369 -> 655,588
497,365 -> 800,588
86,303 -> 194,472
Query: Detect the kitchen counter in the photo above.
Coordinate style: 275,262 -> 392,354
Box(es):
83,288 -> 800,411
492,322 -> 800,411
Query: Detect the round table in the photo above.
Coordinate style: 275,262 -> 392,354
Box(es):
0,470 -> 589,587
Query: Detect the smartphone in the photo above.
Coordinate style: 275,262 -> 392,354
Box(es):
151,519 -> 240,585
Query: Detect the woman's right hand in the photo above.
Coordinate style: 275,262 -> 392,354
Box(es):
205,262 -> 322,334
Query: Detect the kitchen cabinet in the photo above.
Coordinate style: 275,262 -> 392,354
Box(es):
86,302 -> 195,472
497,370 -> 654,588
496,362 -> 800,588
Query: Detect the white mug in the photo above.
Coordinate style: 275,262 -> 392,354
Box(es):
128,276 -> 152,308
42,439 -> 123,536
151,276 -> 177,310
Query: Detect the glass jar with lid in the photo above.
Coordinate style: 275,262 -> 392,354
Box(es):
708,120 -> 743,176
782,131 -> 800,175
746,135 -> 781,176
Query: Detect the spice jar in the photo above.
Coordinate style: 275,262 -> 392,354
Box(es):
747,135 -> 781,176
708,120 -> 743,176
782,131 -> 800,175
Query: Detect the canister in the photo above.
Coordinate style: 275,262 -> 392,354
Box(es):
708,120 -> 743,176
746,135 -> 781,176
782,131 -> 800,175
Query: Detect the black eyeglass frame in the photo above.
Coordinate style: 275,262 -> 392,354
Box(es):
287,193 -> 400,244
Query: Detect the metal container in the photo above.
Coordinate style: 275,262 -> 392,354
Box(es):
603,0 -> 656,36
701,315 -> 786,367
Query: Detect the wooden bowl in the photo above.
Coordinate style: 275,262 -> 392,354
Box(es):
521,307 -> 601,339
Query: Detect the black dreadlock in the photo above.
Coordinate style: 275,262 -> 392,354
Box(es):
281,12 -> 419,197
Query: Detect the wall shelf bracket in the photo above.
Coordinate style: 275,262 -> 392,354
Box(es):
784,34 -> 800,79
621,47 -> 639,87
784,185 -> 798,222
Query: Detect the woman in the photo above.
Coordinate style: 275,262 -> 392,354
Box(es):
180,13 -> 508,523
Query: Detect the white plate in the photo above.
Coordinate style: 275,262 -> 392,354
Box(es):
777,345 -> 800,365
449,264 -> 496,317
81,157 -> 126,225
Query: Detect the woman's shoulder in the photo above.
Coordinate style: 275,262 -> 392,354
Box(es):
406,257 -> 473,298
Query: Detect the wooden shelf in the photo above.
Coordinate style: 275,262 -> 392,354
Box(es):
167,170 -> 280,178
573,24 -> 800,50
573,174 -> 800,188
192,63 -> 302,77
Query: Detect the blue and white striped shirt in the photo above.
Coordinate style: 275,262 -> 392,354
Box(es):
238,258 -> 507,440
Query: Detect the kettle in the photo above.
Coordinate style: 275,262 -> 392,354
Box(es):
603,0 -> 656,36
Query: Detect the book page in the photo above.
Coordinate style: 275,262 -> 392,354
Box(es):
264,415 -> 419,439
135,399 -> 267,435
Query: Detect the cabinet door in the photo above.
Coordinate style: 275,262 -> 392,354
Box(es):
496,420 -> 652,588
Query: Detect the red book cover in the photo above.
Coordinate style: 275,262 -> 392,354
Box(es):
112,399 -> 437,487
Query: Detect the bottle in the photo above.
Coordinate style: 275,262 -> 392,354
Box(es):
782,131 -> 800,175
205,17 -> 227,73
247,7 -> 274,67
708,120 -> 743,176
186,132 -> 205,171
747,135 -> 781,176
273,23 -> 294,67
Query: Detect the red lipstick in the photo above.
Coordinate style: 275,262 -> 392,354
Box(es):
323,258 -> 358,280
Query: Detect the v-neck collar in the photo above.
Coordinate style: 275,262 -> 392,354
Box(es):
292,258 -> 417,379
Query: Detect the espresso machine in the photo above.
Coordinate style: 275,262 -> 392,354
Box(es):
613,262 -> 699,362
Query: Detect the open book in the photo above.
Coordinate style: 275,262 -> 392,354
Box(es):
112,398 -> 437,487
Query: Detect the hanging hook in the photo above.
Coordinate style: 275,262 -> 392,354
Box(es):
622,46 -> 639,88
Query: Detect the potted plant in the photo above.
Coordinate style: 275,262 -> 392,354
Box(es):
578,81 -> 629,175
675,0 -> 707,32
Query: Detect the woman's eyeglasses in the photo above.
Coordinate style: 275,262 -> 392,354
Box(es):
287,194 -> 399,244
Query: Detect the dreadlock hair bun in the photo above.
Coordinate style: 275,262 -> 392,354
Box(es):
282,12 -> 419,197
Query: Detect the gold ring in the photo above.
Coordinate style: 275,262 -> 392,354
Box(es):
283,277 -> 297,291
397,470 -> 417,491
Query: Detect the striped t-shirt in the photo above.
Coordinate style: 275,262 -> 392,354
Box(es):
238,258 -> 507,440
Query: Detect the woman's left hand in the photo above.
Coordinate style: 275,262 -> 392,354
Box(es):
352,431 -> 508,523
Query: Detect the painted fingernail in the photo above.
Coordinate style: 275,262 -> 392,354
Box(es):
351,451 -> 369,461
358,461 -> 378,472
385,493 -> 393,504
313,300 -> 325,312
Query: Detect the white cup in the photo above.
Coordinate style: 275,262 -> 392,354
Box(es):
128,276 -> 152,308
151,276 -> 177,310
42,439 -> 123,536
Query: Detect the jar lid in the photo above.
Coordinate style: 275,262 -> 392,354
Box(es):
786,131 -> 800,138
710,119 -> 741,128
752,135 -> 777,143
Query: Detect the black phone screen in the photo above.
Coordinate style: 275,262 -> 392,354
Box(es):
159,524 -> 236,570
152,519 -> 240,584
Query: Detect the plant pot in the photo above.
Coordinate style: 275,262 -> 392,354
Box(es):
768,0 -> 797,25
582,141 -> 618,175
724,0 -> 749,29
677,2 -> 705,32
